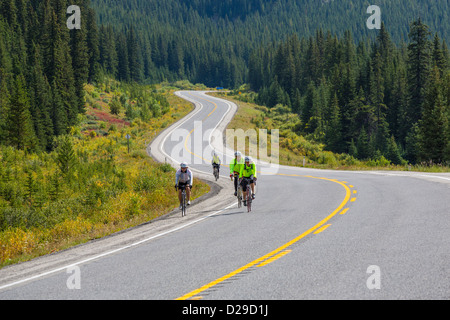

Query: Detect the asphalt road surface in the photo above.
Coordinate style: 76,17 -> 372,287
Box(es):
0,91 -> 449,300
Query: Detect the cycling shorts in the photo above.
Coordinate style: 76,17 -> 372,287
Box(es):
177,181 -> 191,189
240,177 -> 254,192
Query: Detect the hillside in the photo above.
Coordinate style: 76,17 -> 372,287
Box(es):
0,79 -> 210,266
90,0 -> 450,87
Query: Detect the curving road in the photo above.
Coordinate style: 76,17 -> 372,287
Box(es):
0,91 -> 449,300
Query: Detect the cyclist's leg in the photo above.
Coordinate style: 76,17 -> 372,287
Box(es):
178,185 -> 182,204
186,181 -> 191,202
251,179 -> 255,198
241,179 -> 248,203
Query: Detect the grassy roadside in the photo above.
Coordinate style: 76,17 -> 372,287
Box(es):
0,81 -> 210,268
211,91 -> 449,173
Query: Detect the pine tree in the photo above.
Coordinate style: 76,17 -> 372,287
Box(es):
28,42 -> 54,151
168,39 -> 184,77
442,40 -> 450,71
417,67 -> 448,163
5,75 -> 37,151
127,27 -> 143,82
56,135 -> 77,178
407,18 -> 432,128
432,33 -> 447,77
0,0 -> 17,27
99,25 -> 118,77
356,126 -> 370,160
51,79 -> 68,136
117,33 -> 130,82
85,6 -> 101,83
405,123 -> 420,164
325,93 -> 343,153
70,1 -> 90,113
0,68 -> 11,141
387,135 -> 403,165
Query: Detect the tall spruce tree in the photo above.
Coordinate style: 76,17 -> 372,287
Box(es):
407,18 -> 432,128
70,0 -> 90,114
28,42 -> 54,151
5,75 -> 37,151
325,93 -> 343,153
417,67 -> 448,163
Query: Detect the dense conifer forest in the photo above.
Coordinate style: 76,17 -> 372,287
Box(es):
249,22 -> 450,164
0,0 -> 449,163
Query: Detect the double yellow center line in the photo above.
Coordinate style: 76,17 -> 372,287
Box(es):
176,176 -> 354,300
175,92 -> 358,300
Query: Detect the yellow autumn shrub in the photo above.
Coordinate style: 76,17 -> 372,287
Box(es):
0,228 -> 38,263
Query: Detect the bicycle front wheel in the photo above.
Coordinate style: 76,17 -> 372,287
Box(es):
182,191 -> 186,217
237,186 -> 242,208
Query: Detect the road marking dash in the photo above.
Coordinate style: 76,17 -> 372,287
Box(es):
257,250 -> 292,267
313,224 -> 331,234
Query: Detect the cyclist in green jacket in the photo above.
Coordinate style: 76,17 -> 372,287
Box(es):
230,151 -> 244,196
239,156 -> 257,206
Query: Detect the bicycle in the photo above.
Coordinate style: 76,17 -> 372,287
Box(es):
236,184 -> 243,208
241,177 -> 253,212
176,184 -> 189,217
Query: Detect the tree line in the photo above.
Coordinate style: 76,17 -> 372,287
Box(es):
1,0 -> 449,165
249,20 -> 450,164
0,0 -> 172,153
91,0 -> 450,89
0,0 -> 100,152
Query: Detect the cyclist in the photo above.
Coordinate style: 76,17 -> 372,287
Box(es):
211,151 -> 221,176
239,156 -> 257,206
229,151 -> 244,196
175,162 -> 193,210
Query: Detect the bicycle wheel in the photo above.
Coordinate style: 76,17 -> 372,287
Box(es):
214,167 -> 219,181
247,188 -> 252,212
237,186 -> 242,208
181,190 -> 186,217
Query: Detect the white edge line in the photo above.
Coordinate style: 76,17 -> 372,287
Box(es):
0,201 -> 237,291
1,91 -> 238,292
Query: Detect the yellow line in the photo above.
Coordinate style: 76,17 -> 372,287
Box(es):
313,224 -> 331,234
256,250 -> 292,267
339,208 -> 350,215
353,190 -> 357,194
183,96 -> 218,162
176,176 -> 351,300
351,198 -> 357,202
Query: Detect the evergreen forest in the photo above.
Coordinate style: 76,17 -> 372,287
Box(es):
0,0 -> 449,163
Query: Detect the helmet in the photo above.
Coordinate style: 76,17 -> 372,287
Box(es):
180,162 -> 188,168
244,156 -> 251,162
235,151 -> 241,157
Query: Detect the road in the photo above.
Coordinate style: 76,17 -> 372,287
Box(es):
0,91 -> 449,300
